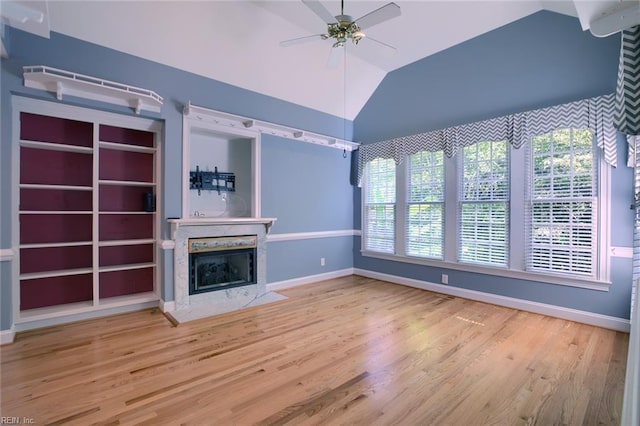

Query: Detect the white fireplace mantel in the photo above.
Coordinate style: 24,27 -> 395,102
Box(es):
168,217 -> 276,239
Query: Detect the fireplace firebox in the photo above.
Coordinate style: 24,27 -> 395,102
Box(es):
188,235 -> 257,295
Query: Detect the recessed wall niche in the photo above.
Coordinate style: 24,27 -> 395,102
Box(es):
182,105 -> 260,219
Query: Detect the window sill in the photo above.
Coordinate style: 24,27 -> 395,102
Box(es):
360,250 -> 611,292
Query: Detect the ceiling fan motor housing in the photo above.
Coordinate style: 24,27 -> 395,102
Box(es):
328,14 -> 364,46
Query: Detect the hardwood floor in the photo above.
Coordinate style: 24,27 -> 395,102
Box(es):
0,276 -> 629,425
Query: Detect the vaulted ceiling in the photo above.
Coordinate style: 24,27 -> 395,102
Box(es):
2,0 -> 636,120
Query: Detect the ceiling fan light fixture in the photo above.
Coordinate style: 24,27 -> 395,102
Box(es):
281,1 -> 400,55
351,30 -> 365,44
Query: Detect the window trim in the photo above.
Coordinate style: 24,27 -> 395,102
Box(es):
359,249 -> 611,291
360,132 -> 612,292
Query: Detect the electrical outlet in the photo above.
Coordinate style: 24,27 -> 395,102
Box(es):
441,274 -> 448,284
320,257 -> 325,266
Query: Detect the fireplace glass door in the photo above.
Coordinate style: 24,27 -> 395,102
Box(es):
188,236 -> 257,294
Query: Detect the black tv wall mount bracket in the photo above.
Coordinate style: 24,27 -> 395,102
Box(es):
189,166 -> 236,196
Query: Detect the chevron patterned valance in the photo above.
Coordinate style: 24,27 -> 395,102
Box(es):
357,93 -> 617,185
614,26 -> 640,136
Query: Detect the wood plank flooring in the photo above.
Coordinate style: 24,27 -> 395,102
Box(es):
0,276 -> 629,425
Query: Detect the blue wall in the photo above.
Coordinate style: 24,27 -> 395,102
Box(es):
355,12 -> 620,143
0,28 -> 354,331
353,11 -> 634,319
261,134 -> 354,283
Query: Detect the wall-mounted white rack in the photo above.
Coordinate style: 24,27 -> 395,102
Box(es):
184,102 -> 359,151
23,65 -> 163,114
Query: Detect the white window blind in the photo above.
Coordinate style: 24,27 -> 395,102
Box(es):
406,150 -> 444,259
527,128 -> 596,276
459,140 -> 509,266
363,158 -> 396,253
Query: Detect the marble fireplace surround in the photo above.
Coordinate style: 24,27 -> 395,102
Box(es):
168,217 -> 285,323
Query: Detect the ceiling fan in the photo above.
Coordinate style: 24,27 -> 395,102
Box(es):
280,0 -> 401,66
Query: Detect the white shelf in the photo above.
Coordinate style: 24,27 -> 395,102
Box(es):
99,179 -> 155,187
99,211 -> 155,215
99,141 -> 156,153
20,139 -> 93,154
20,183 -> 92,191
20,267 -> 93,280
20,210 -> 92,215
20,241 -> 92,249
99,262 -> 155,273
184,102 -> 359,151
98,292 -> 158,306
18,301 -> 95,321
98,239 -> 156,247
23,65 -> 163,114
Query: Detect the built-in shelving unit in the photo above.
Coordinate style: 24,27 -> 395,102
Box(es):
15,102 -> 162,323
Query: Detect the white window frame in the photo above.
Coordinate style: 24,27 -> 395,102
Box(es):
362,158 -> 397,254
457,140 -> 510,267
360,131 -> 611,291
405,150 -> 445,260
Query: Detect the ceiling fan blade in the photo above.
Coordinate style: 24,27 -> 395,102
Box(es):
364,36 -> 397,52
302,0 -> 337,24
280,34 -> 326,47
354,2 -> 401,30
327,45 -> 344,68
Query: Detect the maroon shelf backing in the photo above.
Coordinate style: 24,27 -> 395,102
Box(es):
99,268 -> 154,298
99,214 -> 153,241
21,274 -> 93,310
99,244 -> 154,267
20,188 -> 92,211
99,149 -> 153,183
21,112 -> 93,147
20,214 -> 92,244
99,125 -> 154,148
99,185 -> 153,212
21,147 -> 93,186
21,246 -> 92,274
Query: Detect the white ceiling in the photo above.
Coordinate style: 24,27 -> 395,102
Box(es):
3,0 -> 635,120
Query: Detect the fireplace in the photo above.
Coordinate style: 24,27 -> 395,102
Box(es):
189,235 -> 257,294
168,217 -> 283,324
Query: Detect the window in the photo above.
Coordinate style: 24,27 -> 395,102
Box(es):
459,140 -> 509,266
406,150 -> 444,259
527,128 -> 596,276
360,128 -> 607,287
363,158 -> 396,253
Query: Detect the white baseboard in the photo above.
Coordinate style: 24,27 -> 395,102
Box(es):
159,300 -> 175,313
354,268 -> 631,333
267,268 -> 354,291
0,327 -> 16,345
